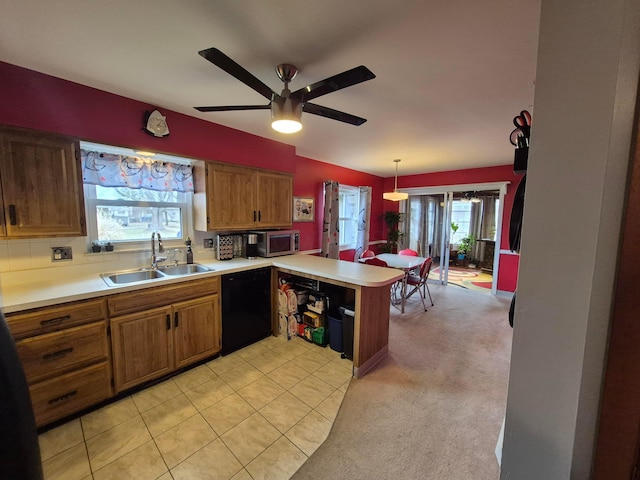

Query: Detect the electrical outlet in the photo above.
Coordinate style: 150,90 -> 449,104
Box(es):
51,246 -> 73,262
203,238 -> 214,248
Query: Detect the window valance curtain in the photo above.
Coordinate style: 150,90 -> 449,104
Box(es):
81,150 -> 194,193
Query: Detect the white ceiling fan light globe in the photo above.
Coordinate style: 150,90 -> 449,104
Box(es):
272,119 -> 303,133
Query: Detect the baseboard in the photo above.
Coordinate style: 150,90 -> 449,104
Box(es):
353,345 -> 388,378
496,290 -> 514,299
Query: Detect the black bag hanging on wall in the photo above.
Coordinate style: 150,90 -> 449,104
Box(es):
509,174 -> 526,253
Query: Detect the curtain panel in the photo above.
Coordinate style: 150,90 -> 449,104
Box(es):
354,186 -> 372,259
81,150 -> 194,193
321,180 -> 340,259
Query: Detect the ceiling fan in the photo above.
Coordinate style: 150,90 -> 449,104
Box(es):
194,48 -> 376,133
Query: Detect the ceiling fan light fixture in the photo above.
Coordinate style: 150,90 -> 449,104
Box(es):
383,159 -> 409,201
271,93 -> 302,134
271,119 -> 302,134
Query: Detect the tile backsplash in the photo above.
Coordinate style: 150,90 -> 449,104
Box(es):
0,231 -> 215,274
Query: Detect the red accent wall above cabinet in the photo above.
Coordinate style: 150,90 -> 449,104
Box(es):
0,61 -> 296,173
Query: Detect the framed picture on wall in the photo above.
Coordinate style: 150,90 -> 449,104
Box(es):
293,197 -> 314,222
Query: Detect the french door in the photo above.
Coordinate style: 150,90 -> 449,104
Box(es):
401,182 -> 508,294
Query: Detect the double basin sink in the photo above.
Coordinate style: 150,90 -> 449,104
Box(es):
100,264 -> 213,287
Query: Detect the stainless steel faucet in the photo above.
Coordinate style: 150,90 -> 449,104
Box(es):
151,232 -> 167,269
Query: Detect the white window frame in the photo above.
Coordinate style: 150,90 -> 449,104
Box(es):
84,184 -> 193,251
338,184 -> 360,249
80,141 -> 196,252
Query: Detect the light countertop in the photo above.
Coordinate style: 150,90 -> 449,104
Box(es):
0,254 -> 403,314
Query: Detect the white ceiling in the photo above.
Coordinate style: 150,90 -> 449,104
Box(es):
0,0 -> 540,177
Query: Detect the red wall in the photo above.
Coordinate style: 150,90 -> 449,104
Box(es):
0,61 -> 387,250
0,62 -> 297,172
0,61 -> 519,291
293,156 -> 385,252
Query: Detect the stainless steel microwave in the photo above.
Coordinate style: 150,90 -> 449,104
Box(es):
251,230 -> 300,257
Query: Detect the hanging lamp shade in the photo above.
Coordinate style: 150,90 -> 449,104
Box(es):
383,159 -> 408,201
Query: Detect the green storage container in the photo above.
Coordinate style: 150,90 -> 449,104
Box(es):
312,327 -> 328,346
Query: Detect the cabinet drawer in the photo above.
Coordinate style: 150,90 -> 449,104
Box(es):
7,298 -> 107,339
108,277 -> 219,316
16,321 -> 109,384
29,361 -> 112,427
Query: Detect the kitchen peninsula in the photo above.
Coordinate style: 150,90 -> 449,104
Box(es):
1,254 -> 403,383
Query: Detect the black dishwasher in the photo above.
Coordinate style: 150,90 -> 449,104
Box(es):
221,268 -> 272,355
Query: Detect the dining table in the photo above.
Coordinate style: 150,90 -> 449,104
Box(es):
360,253 -> 427,313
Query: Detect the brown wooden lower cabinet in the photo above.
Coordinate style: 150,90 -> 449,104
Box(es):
109,288 -> 221,394
29,362 -> 111,427
173,295 -> 221,369
110,306 -> 175,393
6,298 -> 112,427
15,321 -> 109,384
7,277 -> 222,427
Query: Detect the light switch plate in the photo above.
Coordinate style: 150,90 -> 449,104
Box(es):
203,238 -> 214,248
52,246 -> 73,262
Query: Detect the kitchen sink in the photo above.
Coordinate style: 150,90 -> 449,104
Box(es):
158,264 -> 211,275
100,264 -> 213,287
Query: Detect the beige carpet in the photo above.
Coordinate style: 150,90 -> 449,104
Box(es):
292,283 -> 512,480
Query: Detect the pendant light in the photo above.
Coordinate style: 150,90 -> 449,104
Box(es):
383,159 -> 409,201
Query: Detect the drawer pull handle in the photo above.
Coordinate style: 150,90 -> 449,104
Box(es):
42,347 -> 74,360
47,390 -> 78,405
40,315 -> 70,326
8,205 -> 17,225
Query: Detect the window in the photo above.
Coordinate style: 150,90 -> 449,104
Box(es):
81,142 -> 194,249
338,185 -> 360,248
450,200 -> 472,243
85,185 -> 189,245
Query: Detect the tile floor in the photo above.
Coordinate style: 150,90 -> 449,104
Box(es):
38,335 -> 353,480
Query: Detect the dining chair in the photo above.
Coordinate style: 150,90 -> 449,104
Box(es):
363,257 -> 404,307
364,257 -> 388,267
398,248 -> 418,256
361,249 -> 376,259
405,257 -> 434,311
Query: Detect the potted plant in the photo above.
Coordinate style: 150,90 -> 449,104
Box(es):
382,211 -> 403,253
91,241 -> 102,253
457,234 -> 476,260
451,222 -> 459,244
105,241 -> 114,252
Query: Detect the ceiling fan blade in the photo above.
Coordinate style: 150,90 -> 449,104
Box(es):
303,103 -> 367,126
198,48 -> 275,100
194,104 -> 271,112
292,66 -> 375,102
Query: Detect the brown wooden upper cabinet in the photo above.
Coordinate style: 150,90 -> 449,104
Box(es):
0,126 -> 86,238
194,162 -> 292,231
